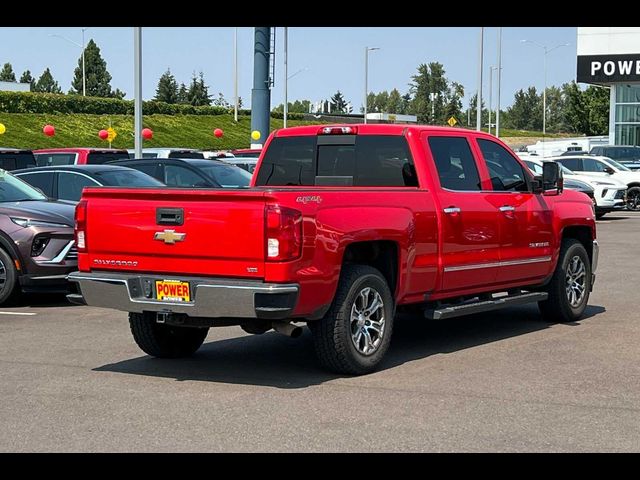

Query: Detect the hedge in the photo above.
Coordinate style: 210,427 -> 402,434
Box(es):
0,91 -> 305,120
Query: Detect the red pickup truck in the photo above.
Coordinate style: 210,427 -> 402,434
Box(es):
69,125 -> 598,374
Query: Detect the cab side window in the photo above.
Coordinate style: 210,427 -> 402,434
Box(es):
477,139 -> 528,192
583,158 -> 609,172
428,137 -> 481,191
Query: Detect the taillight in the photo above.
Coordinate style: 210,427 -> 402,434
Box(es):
317,126 -> 358,135
265,205 -> 302,261
75,199 -> 87,252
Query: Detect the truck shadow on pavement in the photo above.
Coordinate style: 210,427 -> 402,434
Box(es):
95,303 -> 605,389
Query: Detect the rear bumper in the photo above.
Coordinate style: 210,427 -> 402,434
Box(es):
67,271 -> 299,320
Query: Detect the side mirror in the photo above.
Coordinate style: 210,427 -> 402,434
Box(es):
604,166 -> 615,175
542,161 -> 563,196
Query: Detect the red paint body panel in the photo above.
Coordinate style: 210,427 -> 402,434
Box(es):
77,124 -> 597,318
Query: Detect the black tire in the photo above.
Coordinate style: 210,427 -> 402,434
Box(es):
595,212 -> 606,220
538,239 -> 591,323
129,312 -> 209,358
626,186 -> 640,211
309,265 -> 394,375
0,248 -> 18,305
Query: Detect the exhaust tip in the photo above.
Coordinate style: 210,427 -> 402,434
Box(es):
272,321 -> 303,338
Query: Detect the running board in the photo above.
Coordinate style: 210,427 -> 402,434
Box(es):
424,292 -> 548,320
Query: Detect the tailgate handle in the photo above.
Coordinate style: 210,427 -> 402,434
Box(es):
156,208 -> 184,226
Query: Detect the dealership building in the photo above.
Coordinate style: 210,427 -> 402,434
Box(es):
578,27 -> 640,146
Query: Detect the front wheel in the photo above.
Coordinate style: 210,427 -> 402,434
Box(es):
538,239 -> 591,323
129,312 -> 209,358
0,248 -> 18,305
310,265 -> 394,375
626,186 -> 640,211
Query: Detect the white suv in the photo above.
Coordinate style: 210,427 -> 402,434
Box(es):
523,157 -> 627,218
552,155 -> 640,210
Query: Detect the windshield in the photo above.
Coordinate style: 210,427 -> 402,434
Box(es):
93,168 -> 165,187
0,169 -> 47,202
603,157 -> 631,171
199,164 -> 252,187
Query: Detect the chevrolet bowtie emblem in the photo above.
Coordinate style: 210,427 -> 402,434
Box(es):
154,229 -> 186,245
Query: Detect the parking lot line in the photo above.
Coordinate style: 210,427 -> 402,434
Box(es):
0,311 -> 37,316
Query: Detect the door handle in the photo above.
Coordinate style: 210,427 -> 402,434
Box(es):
443,207 -> 461,214
499,205 -> 515,212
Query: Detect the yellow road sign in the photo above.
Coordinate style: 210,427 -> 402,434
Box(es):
107,127 -> 117,142
447,116 -> 458,127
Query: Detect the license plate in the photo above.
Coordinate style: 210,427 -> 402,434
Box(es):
155,280 -> 191,302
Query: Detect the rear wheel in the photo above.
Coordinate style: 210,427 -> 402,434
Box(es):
539,239 -> 591,323
626,186 -> 640,211
0,248 -> 18,305
310,265 -> 394,375
129,312 -> 208,358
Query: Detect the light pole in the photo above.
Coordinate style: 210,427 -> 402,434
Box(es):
488,66 -> 497,135
364,47 -> 380,124
49,28 -> 89,96
234,27 -> 238,122
476,27 -> 484,131
495,27 -> 502,138
521,39 -> 570,136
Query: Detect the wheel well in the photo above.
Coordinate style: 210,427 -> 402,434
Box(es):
562,226 -> 593,263
343,241 -> 398,294
627,182 -> 640,189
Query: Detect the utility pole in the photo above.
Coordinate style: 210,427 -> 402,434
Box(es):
134,27 -> 142,159
476,27 -> 484,131
496,27 -> 502,138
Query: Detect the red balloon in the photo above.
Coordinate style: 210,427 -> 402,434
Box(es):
43,124 -> 55,137
98,129 -> 109,140
142,128 -> 153,140
213,128 -> 223,138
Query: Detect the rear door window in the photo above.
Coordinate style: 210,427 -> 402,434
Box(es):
255,135 -> 417,187
557,158 -> 583,171
583,158 -> 610,172
86,152 -> 129,164
164,165 -> 212,187
58,172 -> 100,202
16,172 -> 55,197
428,137 -> 481,191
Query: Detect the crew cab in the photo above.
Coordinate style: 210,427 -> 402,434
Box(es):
68,125 -> 599,375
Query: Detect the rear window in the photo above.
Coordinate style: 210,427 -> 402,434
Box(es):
86,152 -> 129,164
0,153 -> 36,170
93,168 -> 165,187
168,151 -> 205,159
255,135 -> 417,187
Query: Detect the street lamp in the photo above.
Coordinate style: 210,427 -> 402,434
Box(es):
49,27 -> 89,96
488,65 -> 497,134
364,47 -> 380,124
521,39 -> 570,136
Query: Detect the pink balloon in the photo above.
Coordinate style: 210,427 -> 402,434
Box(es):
142,128 -> 153,140
213,128 -> 223,138
98,129 -> 109,140
43,124 -> 55,137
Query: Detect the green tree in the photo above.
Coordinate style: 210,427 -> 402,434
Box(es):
506,87 -> 542,130
0,62 -> 16,82
364,92 -> 376,113
409,62 -> 462,124
212,92 -> 228,107
177,83 -> 188,104
19,70 -> 35,91
544,86 -> 565,133
186,72 -> 211,106
273,99 -> 311,114
561,82 -> 587,134
373,91 -> 389,113
386,89 -> 403,114
71,39 -> 115,97
112,88 -> 126,99
465,93 -> 487,128
583,86 -> 610,136
34,68 -> 62,94
330,90 -> 348,113
154,69 -> 178,104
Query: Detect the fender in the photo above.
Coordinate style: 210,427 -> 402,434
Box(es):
0,230 -> 26,273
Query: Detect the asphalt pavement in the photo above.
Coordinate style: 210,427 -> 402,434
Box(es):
0,211 -> 638,452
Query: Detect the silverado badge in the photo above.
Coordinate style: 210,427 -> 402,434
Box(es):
154,229 -> 186,245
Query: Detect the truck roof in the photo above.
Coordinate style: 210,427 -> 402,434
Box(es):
274,124 -> 492,138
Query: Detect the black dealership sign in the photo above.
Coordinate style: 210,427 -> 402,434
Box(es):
578,54 -> 640,83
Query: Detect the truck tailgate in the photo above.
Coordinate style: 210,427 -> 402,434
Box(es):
82,188 -> 267,278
